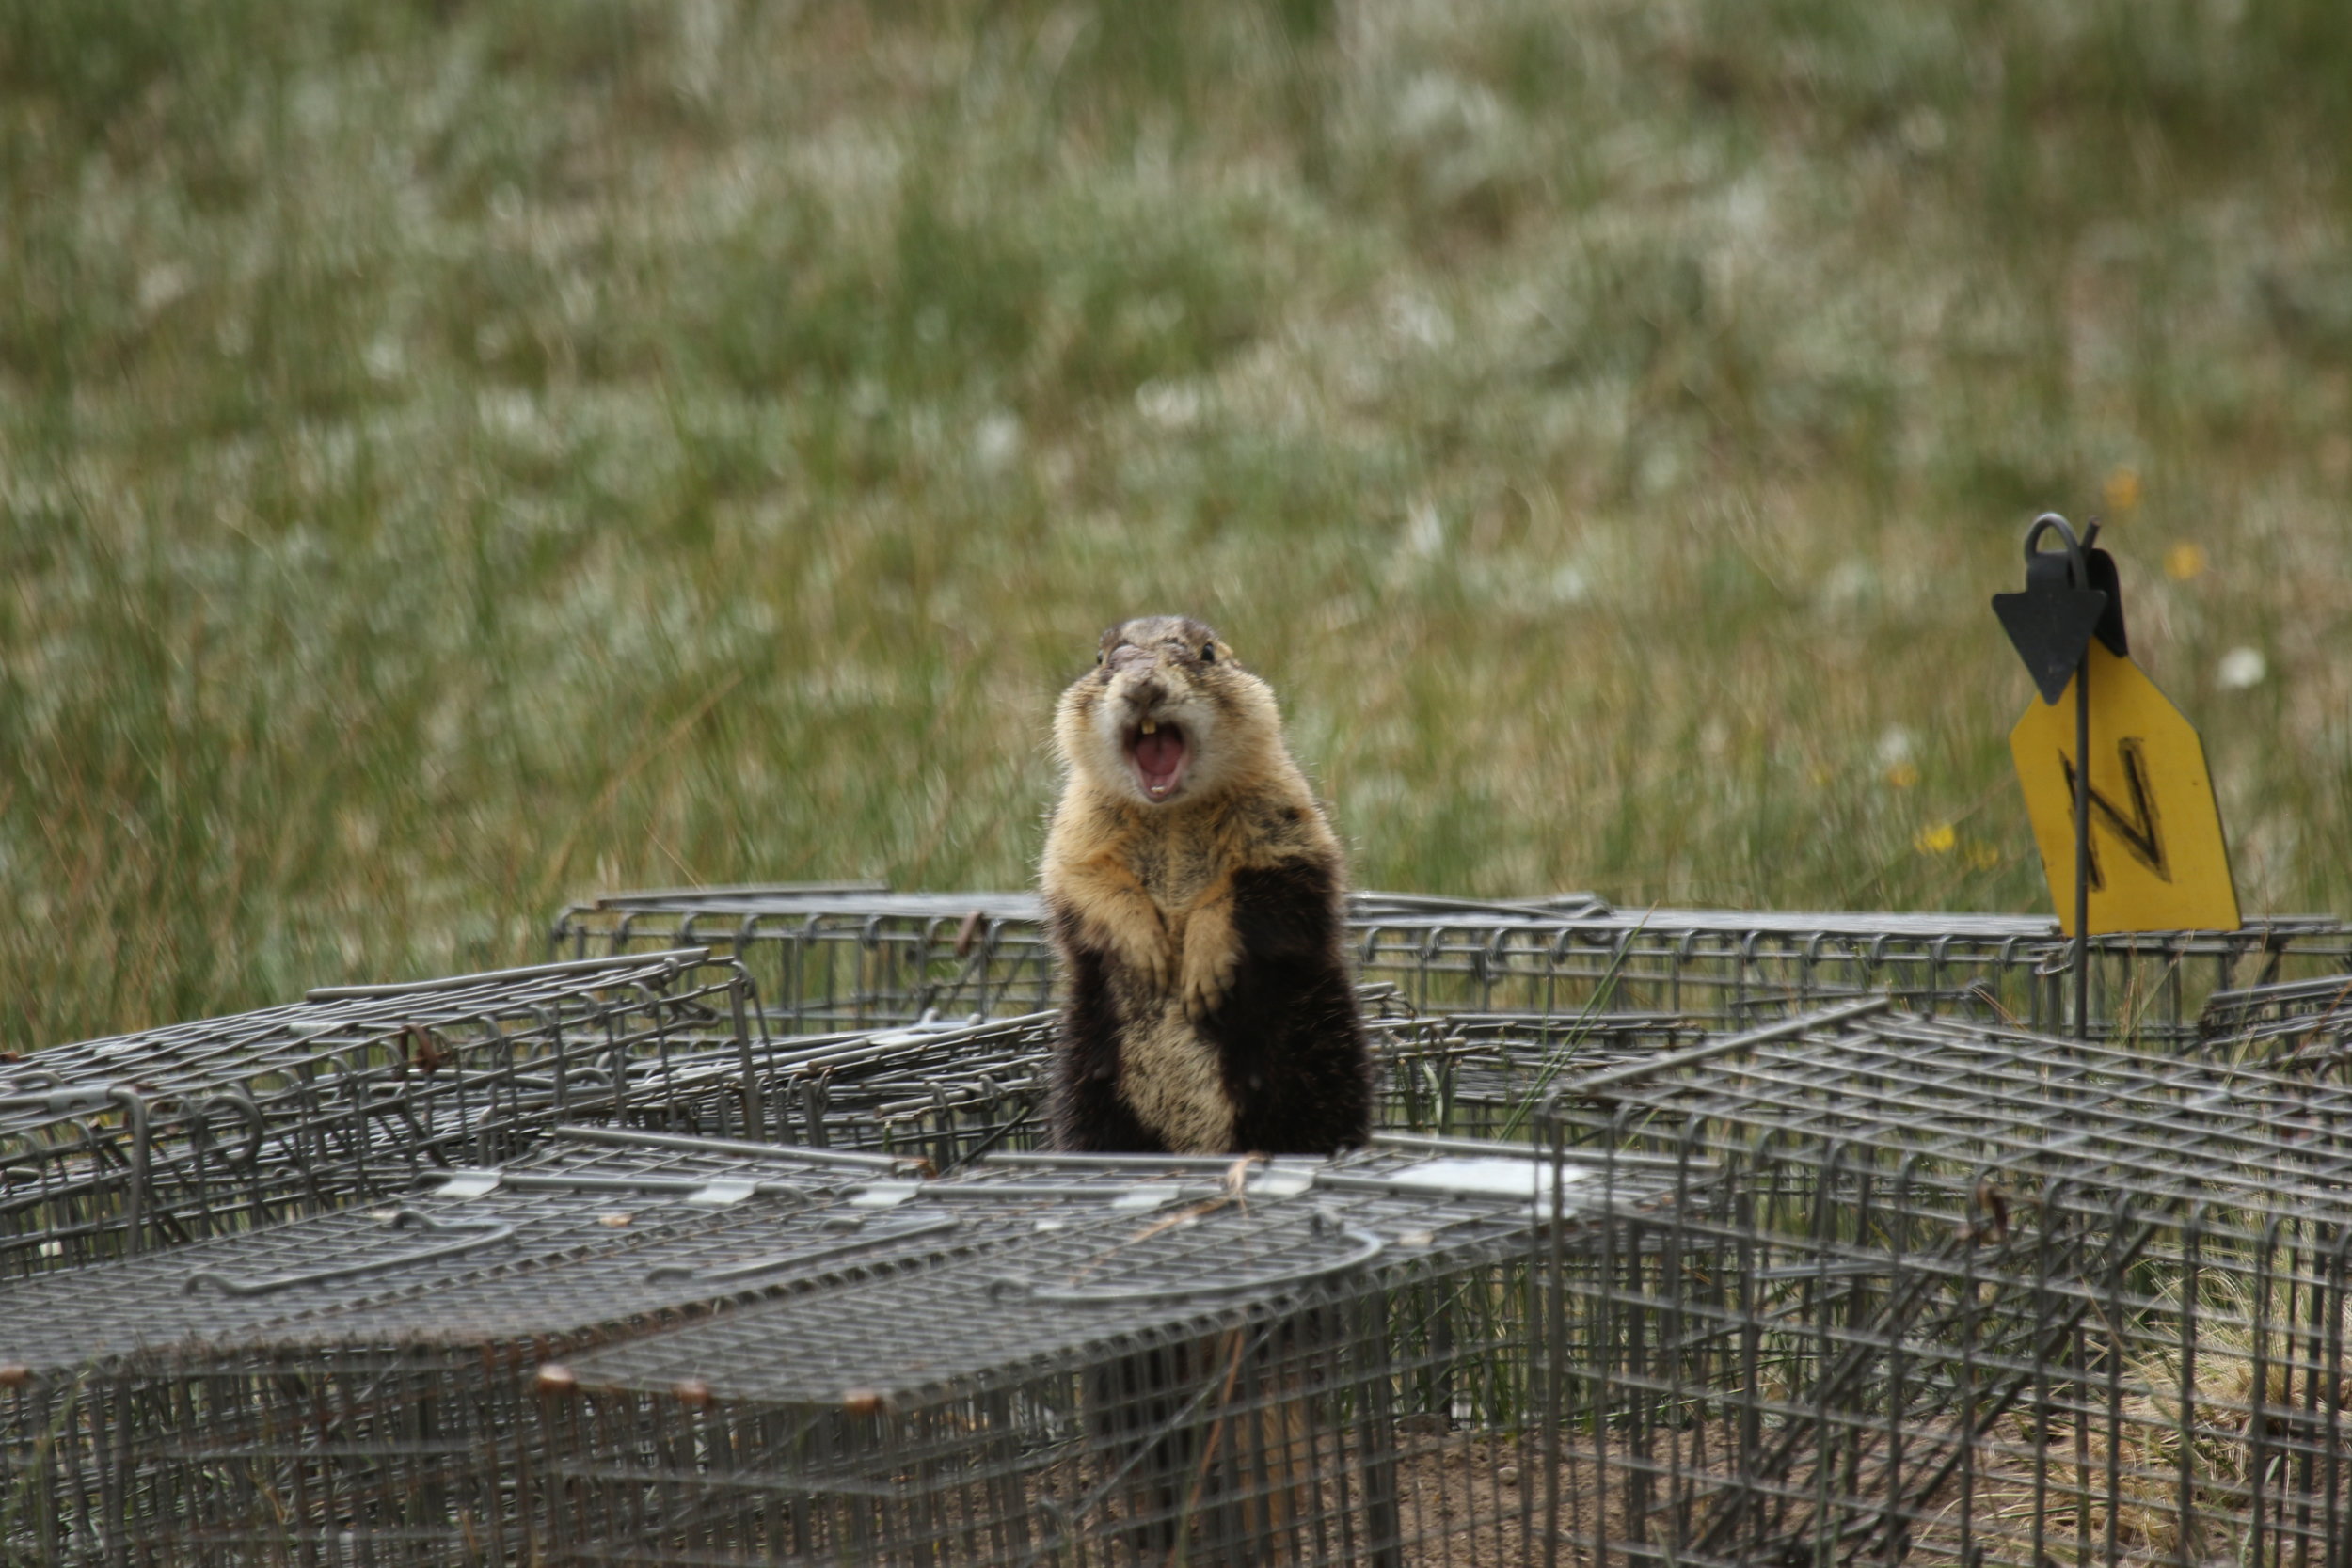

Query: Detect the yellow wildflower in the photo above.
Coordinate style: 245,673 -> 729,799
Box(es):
1885,762 -> 1921,790
2103,466 -> 2143,514
2165,542 -> 2207,581
1915,822 -> 1957,855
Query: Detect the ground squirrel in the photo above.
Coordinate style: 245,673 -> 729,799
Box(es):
1041,615 -> 1371,1155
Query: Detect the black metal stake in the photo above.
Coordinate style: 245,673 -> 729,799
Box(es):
1991,511 -> 2120,1042
2072,636 -> 2090,1040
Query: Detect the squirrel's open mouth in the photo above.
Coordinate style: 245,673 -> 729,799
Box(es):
1125,718 -> 1190,801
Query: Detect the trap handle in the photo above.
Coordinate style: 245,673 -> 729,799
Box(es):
190,1086 -> 265,1169
183,1211 -> 517,1296
1002,1227 -> 1386,1304
644,1213 -> 963,1286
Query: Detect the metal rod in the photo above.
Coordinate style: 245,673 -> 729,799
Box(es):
850,1181 -> 1226,1202
1556,996 -> 1895,1096
2074,641 -> 2092,1039
644,1214 -> 964,1284
1371,1132 -> 1538,1155
1011,1227 -> 1386,1302
305,947 -> 714,1001
1374,1131 -> 1715,1174
434,1170 -> 810,1199
595,881 -> 890,907
552,1122 -> 914,1171
183,1212 -> 519,1296
978,1151 -> 1263,1170
728,978 -> 762,1141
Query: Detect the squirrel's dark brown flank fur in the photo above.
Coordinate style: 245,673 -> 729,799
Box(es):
1041,615 -> 1370,1156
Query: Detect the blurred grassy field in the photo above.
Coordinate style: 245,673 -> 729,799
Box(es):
3,0 -> 2348,1048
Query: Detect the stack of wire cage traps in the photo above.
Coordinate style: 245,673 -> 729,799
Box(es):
702,993 -> 1701,1172
0,1126 -> 993,1564
4,1132 -> 1672,1567
532,1142 -> 1670,1568
0,949 -> 769,1279
549,884 -> 2352,1048
1530,993 -> 2352,1568
16,884 -> 2352,1566
0,931 -> 1656,1565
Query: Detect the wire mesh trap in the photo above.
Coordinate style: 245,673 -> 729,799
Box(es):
550,889 -> 1060,1034
0,976 -> 1646,1310
622,994 -> 1445,1173
739,1010 -> 1059,1169
548,885 -> 2352,1044
0,1131 -> 1042,1567
732,1001 -> 1653,1174
1531,998 -> 2352,1568
1384,1013 -> 1702,1148
535,1144 -> 1661,1568
2198,971 -> 2352,1062
1362,908 -> 2352,1048
546,889 -> 1623,1034
0,950 -> 766,1279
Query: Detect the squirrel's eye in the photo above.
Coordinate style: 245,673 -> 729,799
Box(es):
1200,642 -> 1216,662
1095,652 -> 1104,665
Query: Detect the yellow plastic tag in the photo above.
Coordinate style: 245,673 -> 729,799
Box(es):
2009,641 -> 2239,934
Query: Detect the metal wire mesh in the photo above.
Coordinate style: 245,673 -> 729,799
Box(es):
1,1136 -> 1645,1567
537,1145 -> 1657,1568
1534,999 -> 2352,1568
1385,1012 -> 1701,1148
0,981 -> 1618,1307
0,950 -> 769,1278
736,1010 -> 1058,1169
548,885 -> 2351,1044
550,888 -> 1060,1034
723,1001 -> 1666,1174
2199,971 -> 2352,1059
30,935 -> 2352,1564
0,1132 -> 1032,1567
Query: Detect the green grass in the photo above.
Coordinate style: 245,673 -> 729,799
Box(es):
3,0 -> 2349,1049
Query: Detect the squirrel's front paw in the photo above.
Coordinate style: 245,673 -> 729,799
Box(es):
1180,926 -> 1238,1021
1103,926 -> 1171,995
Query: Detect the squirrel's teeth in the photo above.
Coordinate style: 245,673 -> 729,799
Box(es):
1140,719 -> 1157,735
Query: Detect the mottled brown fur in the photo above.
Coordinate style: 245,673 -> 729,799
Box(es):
1042,616 -> 1370,1156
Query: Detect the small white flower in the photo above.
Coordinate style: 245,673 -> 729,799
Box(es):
1135,379 -> 1202,431
363,336 -> 405,382
1384,293 -> 1453,351
972,412 -> 1022,472
1899,107 -> 1948,156
137,262 -> 193,317
1403,500 -> 1445,559
1819,560 -> 1877,610
1876,725 -> 1915,768
2217,647 -> 2266,689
